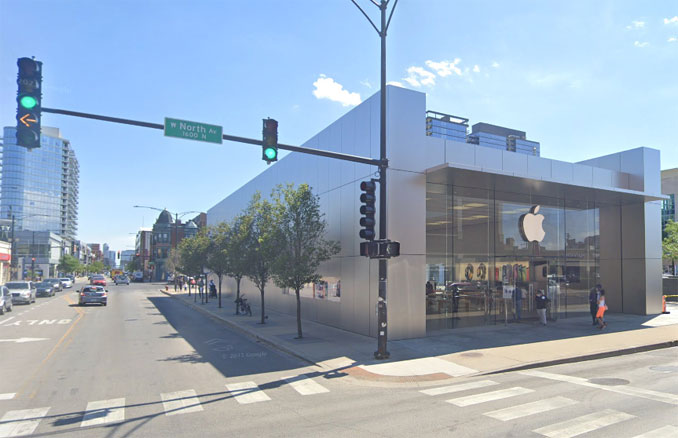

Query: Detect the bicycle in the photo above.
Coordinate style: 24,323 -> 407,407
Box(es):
235,295 -> 252,316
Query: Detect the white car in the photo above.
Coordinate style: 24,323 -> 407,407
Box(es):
59,277 -> 73,288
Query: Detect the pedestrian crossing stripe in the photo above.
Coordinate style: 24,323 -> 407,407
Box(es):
283,375 -> 329,395
420,380 -> 498,396
161,389 -> 203,416
447,386 -> 534,407
533,408 -> 635,438
81,398 -> 125,427
0,395 -> 15,401
226,382 -> 271,404
631,425 -> 678,438
0,407 -> 50,438
484,396 -> 578,421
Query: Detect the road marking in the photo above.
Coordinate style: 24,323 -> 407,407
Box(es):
420,380 -> 498,396
161,390 -> 203,416
359,357 -> 477,377
519,370 -> 678,405
0,338 -> 49,344
0,317 -> 15,326
631,425 -> 678,438
284,375 -> 330,395
226,382 -> 271,404
81,398 -> 126,427
533,409 -> 634,438
447,387 -> 534,407
0,407 -> 50,437
484,396 -> 578,421
0,394 -> 15,400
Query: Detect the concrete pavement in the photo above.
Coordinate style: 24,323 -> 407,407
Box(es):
161,286 -> 678,384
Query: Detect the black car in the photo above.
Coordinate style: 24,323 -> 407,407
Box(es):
35,281 -> 56,297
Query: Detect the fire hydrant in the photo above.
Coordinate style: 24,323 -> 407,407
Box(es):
165,285 -> 169,291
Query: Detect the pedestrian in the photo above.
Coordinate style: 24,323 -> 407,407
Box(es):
596,290 -> 608,329
589,285 -> 601,325
514,284 -> 523,321
198,276 -> 204,296
535,289 -> 549,326
209,279 -> 217,298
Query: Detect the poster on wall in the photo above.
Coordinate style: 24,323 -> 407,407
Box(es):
458,262 -> 490,282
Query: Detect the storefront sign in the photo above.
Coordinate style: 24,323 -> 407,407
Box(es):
519,205 -> 546,242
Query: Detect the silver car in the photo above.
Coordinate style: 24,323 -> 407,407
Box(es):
6,281 -> 36,304
59,277 -> 73,288
0,286 -> 13,314
79,285 -> 108,306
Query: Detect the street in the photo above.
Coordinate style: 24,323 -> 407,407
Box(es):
1,279 -> 676,437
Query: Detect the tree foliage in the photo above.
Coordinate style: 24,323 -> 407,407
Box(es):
206,222 -> 231,308
57,254 -> 80,274
663,220 -> 678,273
225,214 -> 253,314
178,228 -> 210,277
271,184 -> 340,338
165,248 -> 181,276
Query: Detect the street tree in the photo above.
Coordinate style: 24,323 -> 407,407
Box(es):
206,222 -> 231,308
272,184 -> 340,338
125,258 -> 141,273
89,261 -> 105,274
57,254 -> 80,275
178,228 -> 210,285
226,213 -> 253,315
165,248 -> 181,280
663,220 -> 678,275
244,192 -> 280,324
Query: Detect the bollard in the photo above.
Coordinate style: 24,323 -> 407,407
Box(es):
662,295 -> 670,314
165,285 -> 169,292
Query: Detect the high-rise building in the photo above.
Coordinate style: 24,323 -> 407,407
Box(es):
1,126 -> 79,241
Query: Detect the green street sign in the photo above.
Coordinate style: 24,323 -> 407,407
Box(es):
164,117 -> 222,144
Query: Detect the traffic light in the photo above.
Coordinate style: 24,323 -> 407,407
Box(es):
262,118 -> 278,164
16,57 -> 42,149
359,180 -> 376,240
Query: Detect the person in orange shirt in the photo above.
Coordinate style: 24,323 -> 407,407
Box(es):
596,290 -> 608,329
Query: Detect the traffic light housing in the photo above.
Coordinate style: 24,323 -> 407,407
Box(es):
16,57 -> 42,149
262,118 -> 278,164
359,180 -> 376,240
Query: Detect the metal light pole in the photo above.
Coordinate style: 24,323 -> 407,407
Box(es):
351,0 -> 397,359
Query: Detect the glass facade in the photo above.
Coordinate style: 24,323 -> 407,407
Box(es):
426,181 -> 600,331
0,127 -> 79,240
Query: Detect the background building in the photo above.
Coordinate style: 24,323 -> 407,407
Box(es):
120,250 -> 135,269
150,210 -> 203,281
14,230 -> 63,279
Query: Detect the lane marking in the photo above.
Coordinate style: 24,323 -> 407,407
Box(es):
420,380 -> 498,396
0,394 -> 15,400
447,387 -> 534,407
283,375 -> 330,395
226,382 -> 271,404
631,425 -> 678,438
0,407 -> 50,438
0,338 -> 49,344
0,317 -> 15,326
519,370 -> 678,405
533,408 -> 634,438
484,396 -> 578,421
161,389 -> 203,416
81,398 -> 126,427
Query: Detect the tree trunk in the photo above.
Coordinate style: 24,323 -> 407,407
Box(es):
260,287 -> 266,324
295,288 -> 302,339
218,273 -> 222,308
235,277 -> 241,315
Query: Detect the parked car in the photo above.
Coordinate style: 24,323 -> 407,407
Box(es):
5,281 -> 36,304
114,275 -> 130,285
44,278 -> 63,292
91,275 -> 106,286
59,277 -> 73,288
35,281 -> 56,297
0,286 -> 13,314
79,285 -> 108,306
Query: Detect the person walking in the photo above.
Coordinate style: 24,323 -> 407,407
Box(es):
535,289 -> 549,326
596,290 -> 608,329
589,285 -> 601,325
513,284 -> 523,321
198,276 -> 205,296
209,280 -> 217,298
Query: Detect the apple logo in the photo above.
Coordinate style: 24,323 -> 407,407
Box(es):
519,205 -> 546,242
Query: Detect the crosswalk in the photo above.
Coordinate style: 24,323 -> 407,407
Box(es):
0,374 -> 330,437
420,379 -> 678,438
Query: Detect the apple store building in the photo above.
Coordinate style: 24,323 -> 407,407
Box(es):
208,86 -> 664,340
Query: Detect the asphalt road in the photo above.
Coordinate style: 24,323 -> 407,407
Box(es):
0,279 -> 676,437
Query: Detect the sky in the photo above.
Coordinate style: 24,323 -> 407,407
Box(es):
1,0 -> 677,253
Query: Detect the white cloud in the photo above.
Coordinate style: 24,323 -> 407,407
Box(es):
473,65 -> 480,73
386,81 -> 404,87
664,16 -> 678,25
425,59 -> 462,77
402,66 -> 436,87
669,37 -> 678,42
312,75 -> 361,107
360,79 -> 372,89
634,40 -> 649,48
626,20 -> 645,29
491,61 -> 500,68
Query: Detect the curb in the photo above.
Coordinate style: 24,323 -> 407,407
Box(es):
159,289 -> 317,367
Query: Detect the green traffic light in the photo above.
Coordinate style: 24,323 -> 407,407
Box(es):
264,147 -> 277,160
20,95 -> 37,109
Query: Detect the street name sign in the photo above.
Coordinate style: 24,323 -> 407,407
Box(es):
164,117 -> 223,144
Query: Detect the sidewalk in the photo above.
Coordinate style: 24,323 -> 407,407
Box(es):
160,287 -> 678,384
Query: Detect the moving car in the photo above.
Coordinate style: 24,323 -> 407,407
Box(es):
79,285 -> 108,306
5,281 -> 36,304
0,286 -> 13,314
44,278 -> 63,292
90,275 -> 106,286
35,281 -> 56,297
59,277 -> 73,288
114,275 -> 130,285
